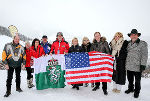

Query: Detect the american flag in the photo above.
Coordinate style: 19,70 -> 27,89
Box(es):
64,51 -> 114,85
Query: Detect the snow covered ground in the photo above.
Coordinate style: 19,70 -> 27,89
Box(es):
0,70 -> 150,101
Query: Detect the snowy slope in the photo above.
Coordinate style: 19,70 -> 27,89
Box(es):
0,70 -> 150,101
0,35 -> 25,60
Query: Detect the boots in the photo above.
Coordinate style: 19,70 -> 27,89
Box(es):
92,86 -> 99,91
72,85 -> 80,90
76,86 -> 79,90
27,78 -> 34,88
84,83 -> 89,87
112,89 -> 117,92
125,89 -> 134,94
30,78 -> 35,87
72,85 -> 76,89
27,79 -> 32,88
4,90 -> 11,97
103,90 -> 108,95
134,92 -> 140,98
16,87 -> 23,92
91,83 -> 95,88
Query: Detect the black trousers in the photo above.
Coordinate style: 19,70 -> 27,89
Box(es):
6,66 -> 21,91
26,67 -> 33,80
95,82 -> 107,90
127,70 -> 141,93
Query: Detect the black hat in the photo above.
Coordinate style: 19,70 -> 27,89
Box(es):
128,29 -> 141,37
42,35 -> 48,39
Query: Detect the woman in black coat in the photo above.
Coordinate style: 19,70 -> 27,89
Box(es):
69,37 -> 83,90
110,32 -> 128,93
81,37 -> 91,53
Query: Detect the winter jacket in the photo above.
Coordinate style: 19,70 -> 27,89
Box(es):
30,45 -> 45,58
126,38 -> 148,72
90,37 -> 110,54
110,40 -> 129,85
41,42 -> 51,54
68,45 -> 83,53
25,48 -> 31,67
50,38 -> 69,54
81,42 -> 92,52
2,42 -> 26,68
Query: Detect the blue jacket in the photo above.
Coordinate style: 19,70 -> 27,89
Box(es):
41,42 -> 51,54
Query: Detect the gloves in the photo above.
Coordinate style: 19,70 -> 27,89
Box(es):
140,65 -> 146,72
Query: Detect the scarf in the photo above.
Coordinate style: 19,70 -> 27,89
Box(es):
110,37 -> 124,57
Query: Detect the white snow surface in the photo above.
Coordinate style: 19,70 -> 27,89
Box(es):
0,70 -> 150,101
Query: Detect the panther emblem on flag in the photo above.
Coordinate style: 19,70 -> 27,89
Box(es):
47,58 -> 61,84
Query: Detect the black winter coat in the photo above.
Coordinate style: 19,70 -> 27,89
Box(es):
68,45 -> 83,53
81,42 -> 91,52
112,40 -> 129,85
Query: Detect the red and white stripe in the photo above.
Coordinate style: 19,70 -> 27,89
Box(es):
65,51 -> 114,85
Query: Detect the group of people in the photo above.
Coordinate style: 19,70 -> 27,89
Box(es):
2,29 -> 148,98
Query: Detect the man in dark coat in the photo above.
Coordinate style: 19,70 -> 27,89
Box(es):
90,32 -> 110,95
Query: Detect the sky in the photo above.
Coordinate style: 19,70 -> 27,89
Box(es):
0,0 -> 150,44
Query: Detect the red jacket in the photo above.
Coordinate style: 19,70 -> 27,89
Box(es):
50,38 -> 69,54
25,48 -> 32,67
30,45 -> 45,58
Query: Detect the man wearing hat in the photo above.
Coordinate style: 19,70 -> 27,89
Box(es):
50,32 -> 69,54
125,29 -> 148,98
41,35 -> 51,55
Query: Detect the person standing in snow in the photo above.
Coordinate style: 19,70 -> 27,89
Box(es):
2,34 -> 26,97
125,29 -> 148,98
50,32 -> 69,55
81,37 -> 93,87
30,38 -> 45,58
24,41 -> 34,88
90,32 -> 110,95
109,32 -> 128,93
68,37 -> 83,90
41,35 -> 51,55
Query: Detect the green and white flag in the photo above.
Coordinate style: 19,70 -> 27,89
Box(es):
33,54 -> 66,90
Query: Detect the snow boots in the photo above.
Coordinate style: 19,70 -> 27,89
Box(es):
4,90 -> 11,97
27,78 -> 34,88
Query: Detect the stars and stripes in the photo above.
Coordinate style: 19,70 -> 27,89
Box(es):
65,51 -> 114,85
